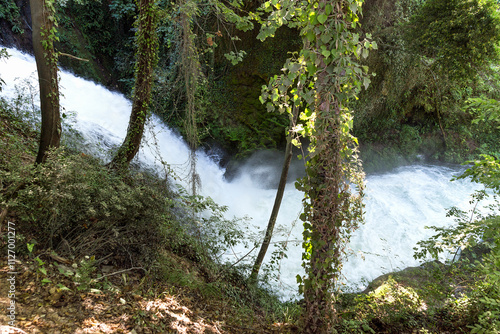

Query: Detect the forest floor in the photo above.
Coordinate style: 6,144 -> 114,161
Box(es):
0,255 -> 294,333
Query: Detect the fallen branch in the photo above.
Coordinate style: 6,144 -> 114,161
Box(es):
94,266 -> 145,281
213,245 -> 257,281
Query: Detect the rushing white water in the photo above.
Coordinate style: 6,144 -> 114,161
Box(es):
0,47 -> 481,298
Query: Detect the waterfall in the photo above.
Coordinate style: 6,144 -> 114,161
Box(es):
0,47 -> 481,299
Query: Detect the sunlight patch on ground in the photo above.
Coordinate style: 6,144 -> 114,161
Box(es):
82,317 -> 117,333
140,297 -> 220,333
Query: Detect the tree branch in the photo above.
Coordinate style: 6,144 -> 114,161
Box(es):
59,52 -> 89,62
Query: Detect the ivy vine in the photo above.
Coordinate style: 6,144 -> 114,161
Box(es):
256,0 -> 376,331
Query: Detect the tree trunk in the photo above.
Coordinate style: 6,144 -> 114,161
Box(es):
250,103 -> 300,282
110,0 -> 158,168
302,4 -> 344,328
30,0 -> 60,164
302,93 -> 343,334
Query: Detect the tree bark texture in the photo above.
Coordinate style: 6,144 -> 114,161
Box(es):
302,93 -> 344,334
30,0 -> 60,164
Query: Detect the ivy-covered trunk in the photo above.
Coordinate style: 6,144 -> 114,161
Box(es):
256,0 -> 373,331
302,89 -> 344,332
31,0 -> 60,164
110,0 -> 158,168
298,0 -> 368,332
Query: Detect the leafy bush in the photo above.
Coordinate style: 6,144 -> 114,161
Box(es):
0,0 -> 24,34
3,147 -> 176,267
406,0 -> 500,79
179,193 -> 252,264
414,155 -> 500,333
399,124 -> 422,157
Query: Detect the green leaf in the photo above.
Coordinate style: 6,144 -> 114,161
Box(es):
288,62 -> 301,73
272,89 -> 279,102
362,48 -> 369,59
317,14 -> 328,24
306,30 -> 315,42
325,4 -> 332,15
363,76 -> 371,90
341,122 -> 350,133
308,11 -> 317,24
349,3 -> 358,15
320,33 -> 331,44
307,63 -> 317,74
57,284 -> 71,291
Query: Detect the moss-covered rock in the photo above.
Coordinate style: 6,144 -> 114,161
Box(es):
337,259 -> 478,333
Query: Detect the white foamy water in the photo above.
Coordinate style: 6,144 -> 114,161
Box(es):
0,47 -> 481,298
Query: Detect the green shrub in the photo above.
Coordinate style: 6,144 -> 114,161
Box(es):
4,148 -> 176,266
414,155 -> 500,333
0,0 -> 24,34
399,124 -> 422,157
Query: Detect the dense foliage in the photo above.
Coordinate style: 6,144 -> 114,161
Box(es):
255,0 -> 376,330
2,0 -> 500,332
4,0 -> 499,166
406,0 -> 500,79
354,0 -> 500,171
0,96 -> 304,332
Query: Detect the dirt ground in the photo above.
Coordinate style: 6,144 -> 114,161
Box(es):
0,256 -> 284,334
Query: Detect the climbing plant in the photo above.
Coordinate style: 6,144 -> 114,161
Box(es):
256,0 -> 375,332
178,0 -> 203,195
110,0 -> 159,168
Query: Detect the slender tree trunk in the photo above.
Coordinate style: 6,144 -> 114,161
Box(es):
250,102 -> 300,282
30,0 -> 60,164
429,68 -> 447,148
110,0 -> 158,168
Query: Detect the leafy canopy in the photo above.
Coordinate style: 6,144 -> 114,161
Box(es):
406,0 -> 500,78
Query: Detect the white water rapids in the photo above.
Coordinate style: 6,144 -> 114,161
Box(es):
0,47 -> 481,299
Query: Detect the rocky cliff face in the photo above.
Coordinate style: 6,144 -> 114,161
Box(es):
0,0 -> 32,51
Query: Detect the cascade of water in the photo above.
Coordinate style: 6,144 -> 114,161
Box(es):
0,47 -> 480,298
